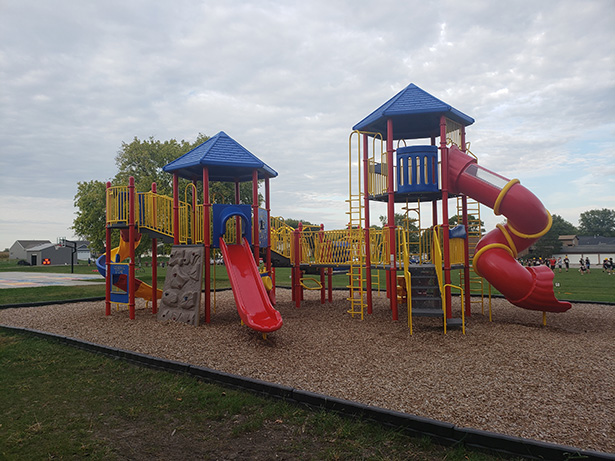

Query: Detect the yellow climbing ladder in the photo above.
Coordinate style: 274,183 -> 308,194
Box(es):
346,131 -> 367,319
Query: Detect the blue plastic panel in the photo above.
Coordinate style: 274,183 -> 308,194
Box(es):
212,204 -> 252,248
396,145 -> 439,194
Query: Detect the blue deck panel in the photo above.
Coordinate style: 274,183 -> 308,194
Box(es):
353,83 -> 474,140
163,131 -> 277,182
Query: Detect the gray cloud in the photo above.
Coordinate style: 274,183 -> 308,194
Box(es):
1,0 -> 613,249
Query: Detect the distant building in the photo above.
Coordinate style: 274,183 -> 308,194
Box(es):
9,240 -> 51,260
9,239 -> 84,266
554,235 -> 615,266
26,242 -> 77,266
75,241 -> 93,261
558,235 -> 579,248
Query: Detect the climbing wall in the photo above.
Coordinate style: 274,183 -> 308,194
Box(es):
158,245 -> 204,326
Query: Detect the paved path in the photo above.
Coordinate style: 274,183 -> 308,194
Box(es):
0,272 -> 103,289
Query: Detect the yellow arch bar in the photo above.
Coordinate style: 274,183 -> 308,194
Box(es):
496,223 -> 518,257
472,243 -> 516,277
493,179 -> 520,216
507,210 -> 552,240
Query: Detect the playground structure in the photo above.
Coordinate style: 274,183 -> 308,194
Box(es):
99,83 -> 571,335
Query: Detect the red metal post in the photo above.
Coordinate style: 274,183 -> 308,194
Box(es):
191,180 -> 198,243
172,174 -> 179,245
105,181 -> 111,316
151,182 -> 158,315
128,176 -> 136,320
265,178 -> 274,299
252,170 -> 259,260
235,180 -> 241,244
461,128 -> 472,316
362,133 -> 373,314
439,116 -> 452,318
386,118 -> 398,320
203,167 -> 211,324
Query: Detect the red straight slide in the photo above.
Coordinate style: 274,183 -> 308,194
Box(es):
219,237 -> 283,333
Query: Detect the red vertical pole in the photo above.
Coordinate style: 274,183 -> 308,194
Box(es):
173,174 -> 179,245
191,180 -> 198,244
362,133 -> 373,314
105,181 -> 111,316
439,116 -> 452,318
386,118 -> 398,320
203,167 -> 211,324
235,180 -> 241,244
128,176 -> 136,320
151,182 -> 158,315
252,170 -> 259,260
461,128 -> 471,317
265,178 -> 274,299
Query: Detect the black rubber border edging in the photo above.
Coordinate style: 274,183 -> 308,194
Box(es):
1,325 -> 612,460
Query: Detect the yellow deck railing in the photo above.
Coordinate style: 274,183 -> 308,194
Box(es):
106,186 -> 130,225
400,229 -> 413,333
137,191 -> 174,239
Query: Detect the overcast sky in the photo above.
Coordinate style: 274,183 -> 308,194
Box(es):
1,0 -> 613,251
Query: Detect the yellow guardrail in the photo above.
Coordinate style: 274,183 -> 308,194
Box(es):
442,284 -> 466,335
270,216 -> 294,260
108,188 -> 203,244
137,191 -> 174,239
368,228 -> 388,266
106,186 -> 130,225
400,229 -> 413,333
431,227 -> 446,333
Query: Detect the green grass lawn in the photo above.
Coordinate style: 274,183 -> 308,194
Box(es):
0,330 -> 514,460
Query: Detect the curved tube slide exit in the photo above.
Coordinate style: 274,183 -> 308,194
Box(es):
448,145 -> 571,313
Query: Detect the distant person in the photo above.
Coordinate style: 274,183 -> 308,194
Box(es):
557,257 -> 563,272
585,256 -> 591,273
549,257 -> 556,271
564,255 -> 570,272
610,258 -> 614,275
579,257 -> 586,275
603,258 -> 610,274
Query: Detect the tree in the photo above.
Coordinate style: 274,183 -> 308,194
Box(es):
448,214 -> 485,234
379,213 -> 418,231
578,208 -> 615,237
283,218 -> 314,229
531,214 -> 578,259
72,180 -> 108,254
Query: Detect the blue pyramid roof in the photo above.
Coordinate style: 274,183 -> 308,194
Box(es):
163,131 -> 277,182
353,83 -> 474,140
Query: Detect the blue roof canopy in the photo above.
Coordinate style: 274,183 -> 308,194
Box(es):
163,131 -> 278,182
353,83 -> 474,140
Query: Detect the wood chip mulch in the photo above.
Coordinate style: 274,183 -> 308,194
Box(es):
1,289 -> 613,454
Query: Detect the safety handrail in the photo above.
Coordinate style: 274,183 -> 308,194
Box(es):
431,226 -> 446,332
442,284 -> 466,335
106,186 -> 130,225
400,229 -> 413,334
270,216 -> 294,260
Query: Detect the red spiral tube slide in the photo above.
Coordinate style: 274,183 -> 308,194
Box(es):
447,145 -> 571,313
